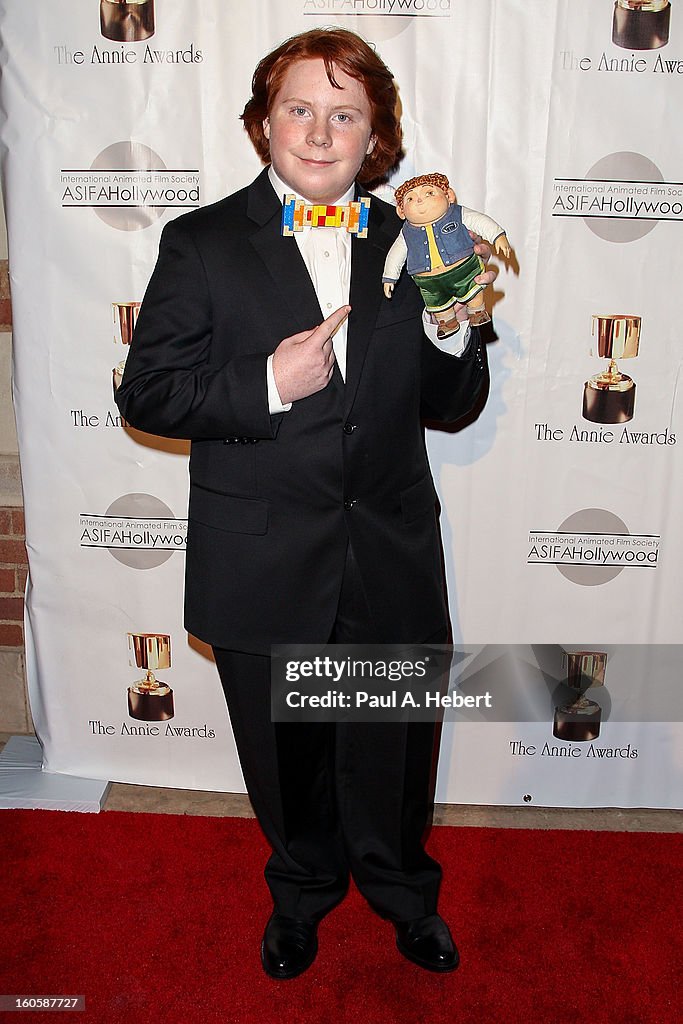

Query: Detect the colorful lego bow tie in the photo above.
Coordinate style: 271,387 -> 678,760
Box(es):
282,195 -> 371,238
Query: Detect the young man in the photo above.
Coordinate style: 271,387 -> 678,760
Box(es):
116,28 -> 491,980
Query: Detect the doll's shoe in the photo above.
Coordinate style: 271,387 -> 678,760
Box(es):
435,318 -> 460,340
466,308 -> 491,326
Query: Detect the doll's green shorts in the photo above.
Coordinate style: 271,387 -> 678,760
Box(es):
413,253 -> 485,312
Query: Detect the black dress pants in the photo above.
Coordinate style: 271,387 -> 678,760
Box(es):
213,543 -> 445,923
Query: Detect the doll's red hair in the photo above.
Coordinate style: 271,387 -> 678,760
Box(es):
394,173 -> 450,209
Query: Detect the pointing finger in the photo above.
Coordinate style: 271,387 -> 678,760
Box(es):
313,304 -> 351,344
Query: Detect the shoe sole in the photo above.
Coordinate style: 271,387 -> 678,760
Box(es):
395,938 -> 460,973
260,937 -> 319,980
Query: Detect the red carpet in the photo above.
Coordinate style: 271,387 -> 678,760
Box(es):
1,810 -> 680,1023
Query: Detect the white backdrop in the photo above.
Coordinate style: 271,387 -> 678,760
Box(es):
1,0 -> 681,806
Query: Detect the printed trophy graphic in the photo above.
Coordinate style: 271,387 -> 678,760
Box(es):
553,651 -> 608,742
583,314 -> 640,424
112,301 -> 140,390
127,632 -> 175,721
100,0 -> 155,42
612,1 -> 671,49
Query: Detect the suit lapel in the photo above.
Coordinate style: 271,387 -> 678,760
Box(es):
247,169 -> 323,334
344,188 -> 398,415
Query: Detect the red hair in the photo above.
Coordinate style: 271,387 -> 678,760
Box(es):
241,28 -> 403,187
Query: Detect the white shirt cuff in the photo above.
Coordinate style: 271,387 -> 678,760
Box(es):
267,354 -> 292,414
422,308 -> 470,355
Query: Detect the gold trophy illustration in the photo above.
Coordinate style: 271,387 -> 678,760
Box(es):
553,651 -> 608,742
127,632 -> 175,721
583,314 -> 640,424
100,0 -> 155,42
612,1 -> 671,49
112,301 -> 140,391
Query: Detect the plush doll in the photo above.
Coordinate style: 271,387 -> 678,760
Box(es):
383,172 -> 510,338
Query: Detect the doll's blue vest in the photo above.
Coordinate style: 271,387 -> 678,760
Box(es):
402,204 -> 473,275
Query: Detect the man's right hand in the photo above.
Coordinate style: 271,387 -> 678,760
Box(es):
272,305 -> 350,405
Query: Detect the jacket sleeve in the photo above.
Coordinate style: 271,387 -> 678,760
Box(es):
115,218 -> 277,442
419,326 -> 488,423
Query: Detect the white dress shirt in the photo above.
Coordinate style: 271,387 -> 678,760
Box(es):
266,167 -> 468,414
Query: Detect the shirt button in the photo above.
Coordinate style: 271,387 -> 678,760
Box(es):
343,423 -> 356,435
324,250 -> 330,258
326,302 -> 333,309
343,498 -> 356,510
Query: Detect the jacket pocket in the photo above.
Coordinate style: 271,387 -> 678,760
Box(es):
374,305 -> 422,332
400,473 -> 437,524
189,483 -> 269,535
374,280 -> 425,332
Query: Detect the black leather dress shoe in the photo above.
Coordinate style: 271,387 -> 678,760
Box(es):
261,913 -> 318,980
395,914 -> 460,973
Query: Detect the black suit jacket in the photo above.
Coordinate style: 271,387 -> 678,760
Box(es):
115,168 -> 487,653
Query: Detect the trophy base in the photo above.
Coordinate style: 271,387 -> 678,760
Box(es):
100,1 -> 155,43
128,685 -> 174,721
612,3 -> 670,50
583,380 -> 635,423
553,703 -> 602,742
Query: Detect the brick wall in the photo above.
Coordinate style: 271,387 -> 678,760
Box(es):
0,257 -> 11,330
0,254 -> 24,648
1,205 -> 32,735
0,507 -> 26,647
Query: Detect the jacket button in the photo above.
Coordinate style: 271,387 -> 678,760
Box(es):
343,423 -> 356,435
343,498 -> 356,511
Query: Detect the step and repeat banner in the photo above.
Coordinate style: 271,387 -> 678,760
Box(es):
1,0 -> 681,806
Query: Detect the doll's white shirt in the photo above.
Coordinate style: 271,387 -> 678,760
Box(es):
382,206 -> 504,282
266,167 -> 467,415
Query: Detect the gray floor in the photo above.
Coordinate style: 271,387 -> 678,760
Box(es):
2,732 -> 680,832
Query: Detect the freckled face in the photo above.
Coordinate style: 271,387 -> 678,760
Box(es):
398,184 -> 454,226
263,58 -> 376,204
